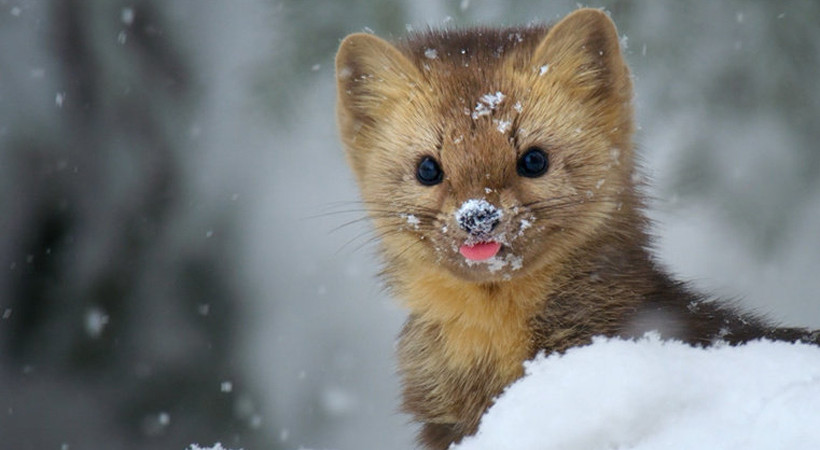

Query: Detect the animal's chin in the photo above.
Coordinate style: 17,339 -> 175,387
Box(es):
385,232 -> 535,282
435,242 -> 530,283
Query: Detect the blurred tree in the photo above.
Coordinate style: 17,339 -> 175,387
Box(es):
0,1 -> 269,449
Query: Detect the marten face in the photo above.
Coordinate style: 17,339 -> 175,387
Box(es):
336,10 -> 635,283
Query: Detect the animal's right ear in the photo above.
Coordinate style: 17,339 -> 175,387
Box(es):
335,33 -> 421,136
530,9 -> 631,104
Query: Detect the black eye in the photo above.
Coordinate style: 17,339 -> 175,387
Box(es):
416,156 -> 443,186
517,147 -> 549,178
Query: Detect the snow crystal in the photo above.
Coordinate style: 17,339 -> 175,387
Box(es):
513,101 -> 523,113
337,66 -> 353,80
401,214 -> 420,229
121,7 -> 135,26
220,381 -> 233,393
158,412 -> 170,426
460,0 -> 471,11
456,335 -> 820,450
322,386 -> 358,415
187,444 -> 243,450
481,92 -> 505,108
424,48 -> 438,59
311,63 -> 321,71
495,119 -> 512,134
539,64 -> 549,76
609,147 -> 621,166
84,307 -> 109,338
10,6 -> 21,17
2,308 -> 11,319
55,92 -> 65,108
472,92 -> 505,119
485,256 -> 506,273
465,253 -> 523,273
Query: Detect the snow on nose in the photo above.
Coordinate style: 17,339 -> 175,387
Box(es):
455,199 -> 502,237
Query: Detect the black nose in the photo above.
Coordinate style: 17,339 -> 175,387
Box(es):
455,199 -> 502,237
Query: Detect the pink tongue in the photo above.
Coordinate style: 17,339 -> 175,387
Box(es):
459,241 -> 502,261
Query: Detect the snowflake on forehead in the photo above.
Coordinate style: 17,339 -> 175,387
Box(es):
471,91 -> 506,120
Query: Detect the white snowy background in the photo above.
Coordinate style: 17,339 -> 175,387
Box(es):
1,1 -> 819,450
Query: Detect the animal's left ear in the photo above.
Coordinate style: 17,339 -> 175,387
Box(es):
335,33 -> 422,180
335,33 -> 422,130
531,8 -> 631,102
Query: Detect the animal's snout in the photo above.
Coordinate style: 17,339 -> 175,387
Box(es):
455,199 -> 502,237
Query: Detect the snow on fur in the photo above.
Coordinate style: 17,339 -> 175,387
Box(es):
456,334 -> 820,450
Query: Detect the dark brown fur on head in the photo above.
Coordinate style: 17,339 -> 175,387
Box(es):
337,9 -> 635,285
335,8 -> 819,449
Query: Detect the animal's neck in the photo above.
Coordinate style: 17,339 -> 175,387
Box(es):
394,260 -> 554,376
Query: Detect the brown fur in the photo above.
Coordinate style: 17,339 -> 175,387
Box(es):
335,9 -> 819,449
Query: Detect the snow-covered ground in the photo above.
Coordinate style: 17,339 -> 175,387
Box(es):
457,335 -> 820,450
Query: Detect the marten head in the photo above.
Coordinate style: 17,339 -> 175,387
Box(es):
336,9 -> 636,283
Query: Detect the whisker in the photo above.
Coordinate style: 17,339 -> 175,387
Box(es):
392,237 -> 428,261
350,229 -> 410,254
336,223 -> 404,255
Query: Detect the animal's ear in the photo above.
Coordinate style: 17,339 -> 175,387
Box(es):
335,33 -> 422,133
531,8 -> 631,102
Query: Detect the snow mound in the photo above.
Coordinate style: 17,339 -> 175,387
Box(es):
456,334 -> 820,450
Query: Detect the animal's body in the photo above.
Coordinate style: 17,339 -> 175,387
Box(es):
334,9 -> 819,449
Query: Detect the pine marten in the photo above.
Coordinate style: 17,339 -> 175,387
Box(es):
334,8 -> 819,449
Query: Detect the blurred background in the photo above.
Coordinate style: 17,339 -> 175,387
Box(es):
0,1 -> 818,449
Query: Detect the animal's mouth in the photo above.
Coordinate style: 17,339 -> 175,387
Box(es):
458,241 -> 502,261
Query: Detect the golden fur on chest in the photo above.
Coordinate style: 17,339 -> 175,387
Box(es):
394,262 -> 556,440
398,262 -> 551,378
